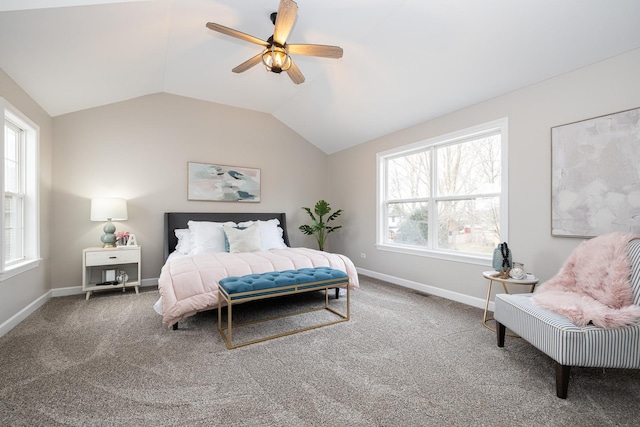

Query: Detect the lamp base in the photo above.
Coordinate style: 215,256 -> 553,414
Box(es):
101,219 -> 117,248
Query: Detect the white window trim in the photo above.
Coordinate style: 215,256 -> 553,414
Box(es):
1,98 -> 41,280
376,117 -> 508,266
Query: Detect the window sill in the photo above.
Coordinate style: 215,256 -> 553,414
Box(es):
0,258 -> 41,281
376,243 -> 492,266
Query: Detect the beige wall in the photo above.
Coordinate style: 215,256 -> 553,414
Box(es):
328,48 -> 640,304
0,68 -> 53,326
51,93 -> 328,288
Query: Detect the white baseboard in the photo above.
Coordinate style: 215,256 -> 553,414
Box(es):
51,286 -> 82,297
356,267 -> 493,312
0,290 -> 51,339
0,278 -> 159,339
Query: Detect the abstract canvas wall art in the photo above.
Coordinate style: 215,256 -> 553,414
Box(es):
551,107 -> 640,237
188,162 -> 261,202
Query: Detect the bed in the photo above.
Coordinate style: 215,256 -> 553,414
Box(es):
157,212 -> 359,328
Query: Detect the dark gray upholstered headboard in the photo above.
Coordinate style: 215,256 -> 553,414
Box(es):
163,212 -> 290,261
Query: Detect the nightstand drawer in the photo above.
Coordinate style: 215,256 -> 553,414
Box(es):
85,249 -> 140,266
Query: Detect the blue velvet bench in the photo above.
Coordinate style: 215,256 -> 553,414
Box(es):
217,267 -> 350,349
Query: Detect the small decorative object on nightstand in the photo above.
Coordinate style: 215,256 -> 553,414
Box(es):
117,270 -> 129,285
82,246 -> 141,300
509,262 -> 527,280
126,233 -> 138,246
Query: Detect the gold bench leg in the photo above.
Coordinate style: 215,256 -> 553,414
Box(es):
227,300 -> 233,347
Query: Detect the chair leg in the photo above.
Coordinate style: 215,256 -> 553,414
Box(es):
555,363 -> 571,399
496,321 -> 506,347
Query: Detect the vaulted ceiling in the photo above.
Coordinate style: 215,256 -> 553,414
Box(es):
1,0 -> 639,153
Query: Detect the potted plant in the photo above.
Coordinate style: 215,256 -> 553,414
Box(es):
299,200 -> 342,251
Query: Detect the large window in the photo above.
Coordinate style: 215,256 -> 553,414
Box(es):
377,118 -> 508,264
1,98 -> 40,280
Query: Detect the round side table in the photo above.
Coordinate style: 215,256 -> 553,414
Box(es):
482,270 -> 538,333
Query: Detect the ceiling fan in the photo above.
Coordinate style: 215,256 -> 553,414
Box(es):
205,0 -> 343,84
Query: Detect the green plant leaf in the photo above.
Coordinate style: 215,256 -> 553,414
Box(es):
314,200 -> 331,217
326,225 -> 342,234
327,209 -> 342,222
302,207 -> 317,222
298,224 -> 314,235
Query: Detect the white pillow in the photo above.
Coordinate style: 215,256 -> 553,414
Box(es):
223,223 -> 262,253
188,220 -> 237,254
174,229 -> 191,254
237,218 -> 287,250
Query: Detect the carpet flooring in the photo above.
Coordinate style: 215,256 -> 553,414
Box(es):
1,276 -> 639,426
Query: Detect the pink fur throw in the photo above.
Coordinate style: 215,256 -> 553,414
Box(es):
532,232 -> 640,328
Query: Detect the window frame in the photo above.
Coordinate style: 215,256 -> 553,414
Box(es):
376,118 -> 508,266
1,98 -> 40,280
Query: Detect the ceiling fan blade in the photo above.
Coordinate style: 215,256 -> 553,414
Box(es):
232,53 -> 264,73
287,44 -> 343,59
206,22 -> 268,47
273,0 -> 298,46
286,59 -> 305,84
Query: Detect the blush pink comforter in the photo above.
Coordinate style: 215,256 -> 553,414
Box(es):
158,247 -> 359,327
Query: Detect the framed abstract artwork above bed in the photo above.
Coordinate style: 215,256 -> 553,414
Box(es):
187,162 -> 261,202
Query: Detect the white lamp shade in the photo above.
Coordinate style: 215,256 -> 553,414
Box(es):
90,198 -> 128,221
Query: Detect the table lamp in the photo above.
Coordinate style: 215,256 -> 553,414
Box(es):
90,198 -> 128,248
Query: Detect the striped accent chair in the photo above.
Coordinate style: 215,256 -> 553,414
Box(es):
494,239 -> 640,399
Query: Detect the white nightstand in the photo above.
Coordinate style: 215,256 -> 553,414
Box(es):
82,246 -> 141,300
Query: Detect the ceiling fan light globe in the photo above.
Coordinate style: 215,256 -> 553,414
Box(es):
262,46 -> 291,74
